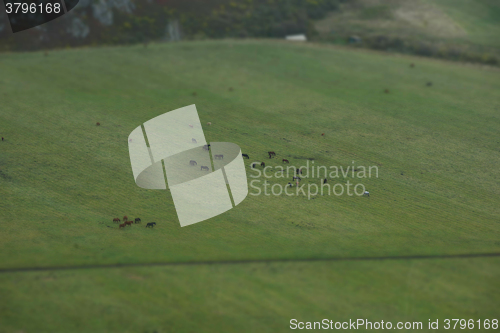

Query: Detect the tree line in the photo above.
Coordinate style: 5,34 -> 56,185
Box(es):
0,0 -> 344,51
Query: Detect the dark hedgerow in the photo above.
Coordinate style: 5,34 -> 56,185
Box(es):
0,0 -> 342,50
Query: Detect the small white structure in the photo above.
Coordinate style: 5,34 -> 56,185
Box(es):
285,34 -> 307,42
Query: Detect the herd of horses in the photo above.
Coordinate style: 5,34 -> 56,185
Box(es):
188,149 -> 291,170
188,144 -> 219,171
113,216 -> 156,229
248,151 -> 290,167
185,140 -> 305,182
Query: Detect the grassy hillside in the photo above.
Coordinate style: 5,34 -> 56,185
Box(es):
0,258 -> 498,332
0,40 -> 499,331
428,0 -> 500,47
315,0 -> 500,64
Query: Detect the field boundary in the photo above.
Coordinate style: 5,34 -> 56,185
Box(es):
1,252 -> 498,274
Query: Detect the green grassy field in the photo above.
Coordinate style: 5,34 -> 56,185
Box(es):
0,258 -> 498,332
0,40 -> 499,331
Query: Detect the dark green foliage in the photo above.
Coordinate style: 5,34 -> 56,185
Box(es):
354,35 -> 499,66
0,0 -> 341,51
177,0 -> 340,39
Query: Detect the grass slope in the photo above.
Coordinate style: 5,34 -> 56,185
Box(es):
428,0 -> 500,47
0,258 -> 499,332
1,40 -> 498,268
315,0 -> 500,61
0,40 -> 499,331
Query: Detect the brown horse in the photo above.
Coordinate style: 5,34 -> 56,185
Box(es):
119,222 -> 126,229
113,218 -> 120,223
125,221 -> 133,226
96,122 -> 100,126
123,216 -> 128,222
282,159 -> 289,163
268,151 -> 276,158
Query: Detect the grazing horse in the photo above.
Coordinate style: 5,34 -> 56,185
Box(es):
1,137 -> 3,141
214,154 -> 223,160
261,162 -> 265,167
282,159 -> 289,163
146,222 -> 156,228
192,138 -> 197,143
203,144 -> 211,150
190,160 -> 197,166
119,222 -> 127,229
134,218 -> 141,224
125,221 -> 133,226
201,166 -> 209,171
363,191 -> 370,197
113,218 -> 120,223
268,151 -> 276,158
123,215 -> 128,222
242,154 -> 249,159
96,122 -> 100,126
293,176 -> 301,181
